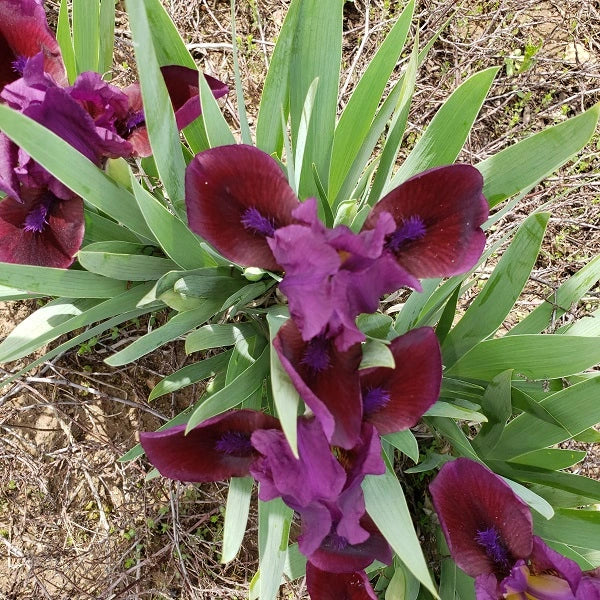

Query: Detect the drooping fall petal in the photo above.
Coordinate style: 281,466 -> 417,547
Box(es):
273,319 -> 363,449
364,164 -> 488,279
139,410 -> 280,483
0,0 -> 65,90
305,563 -> 378,600
0,190 -> 83,268
360,327 -> 442,435
429,458 -> 533,580
185,144 -> 301,269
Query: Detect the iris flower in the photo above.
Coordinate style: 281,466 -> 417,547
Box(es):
139,409 -> 280,482
305,563 -> 377,600
430,458 -> 599,599
0,0 -> 66,91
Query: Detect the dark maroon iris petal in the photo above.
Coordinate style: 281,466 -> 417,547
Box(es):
0,0 -> 66,90
0,189 -> 84,268
139,410 -> 280,483
185,145 -> 301,269
273,319 -> 363,449
364,164 -> 488,279
306,563 -> 378,600
360,327 -> 441,435
429,458 -> 533,580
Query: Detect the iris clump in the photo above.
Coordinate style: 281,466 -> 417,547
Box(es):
139,142 -> 491,597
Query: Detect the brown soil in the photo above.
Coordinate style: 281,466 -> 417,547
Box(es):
1,1 -> 599,598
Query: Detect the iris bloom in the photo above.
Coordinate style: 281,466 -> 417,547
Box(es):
0,0 -> 66,91
251,417 -> 391,571
139,409 -> 280,482
430,458 -> 599,599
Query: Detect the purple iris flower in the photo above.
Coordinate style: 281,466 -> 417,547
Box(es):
273,318 -> 363,449
0,0 -> 66,91
120,66 -> 228,157
269,198 -> 417,351
251,417 -> 390,572
185,144 -> 302,271
360,327 -> 442,435
362,164 -> 488,279
305,563 -> 377,600
139,409 -> 280,482
430,458 -> 596,599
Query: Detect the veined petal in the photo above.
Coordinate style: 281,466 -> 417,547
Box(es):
529,537 -> 582,595
273,319 -> 363,449
139,410 -> 280,482
502,559 -> 577,600
360,327 -> 442,434
364,165 -> 488,279
429,458 -> 533,579
185,144 -> 300,269
0,0 -> 65,89
0,191 -> 83,268
306,563 -> 378,600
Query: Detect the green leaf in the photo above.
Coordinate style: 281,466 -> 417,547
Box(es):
72,0 -> 99,74
425,417 -> 479,460
290,0 -> 343,199
405,453 -> 453,474
363,469 -> 438,597
148,350 -> 231,401
359,339 -> 395,369
99,0 -> 116,77
472,370 -> 513,454
185,346 -> 269,431
478,103 -> 600,207
199,71 -> 236,148
534,509 -> 600,552
105,302 -> 221,367
56,0 -> 76,84
383,430 -> 419,463
0,262 -> 127,298
442,213 -> 549,366
562,307 -> 600,337
258,497 -> 293,600
386,562 -> 420,600
255,0 -> 301,155
0,105 -> 155,241
508,254 -> 600,335
489,377 -> 600,459
386,67 -> 499,191
267,310 -> 300,458
508,449 -> 587,470
357,313 -> 394,339
446,335 -> 600,381
185,323 -> 258,354
83,210 -> 140,245
294,78 -> 320,193
328,0 -> 414,203
0,285 -> 43,301
424,401 -> 487,423
501,477 -> 554,520
78,242 -> 179,281
127,0 -> 186,213
129,173 -> 216,269
221,477 -> 253,564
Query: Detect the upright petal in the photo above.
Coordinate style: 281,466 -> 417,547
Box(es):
529,537 -> 582,595
429,458 -> 533,580
360,327 -> 442,435
185,144 -> 300,269
306,563 -> 378,600
139,410 -> 280,482
0,0 -> 65,89
364,165 -> 488,278
273,319 -> 363,449
0,190 -> 83,268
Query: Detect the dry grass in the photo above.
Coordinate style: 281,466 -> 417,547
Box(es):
1,0 -> 599,598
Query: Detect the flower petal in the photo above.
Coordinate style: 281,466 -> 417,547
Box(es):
364,165 -> 488,278
306,563 -> 378,600
185,144 -> 300,269
139,410 -> 280,482
273,319 -> 363,449
0,0 -> 65,89
360,327 -> 442,435
530,536 -> 582,594
0,191 -> 83,268
429,458 -> 533,579
160,66 -> 228,130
